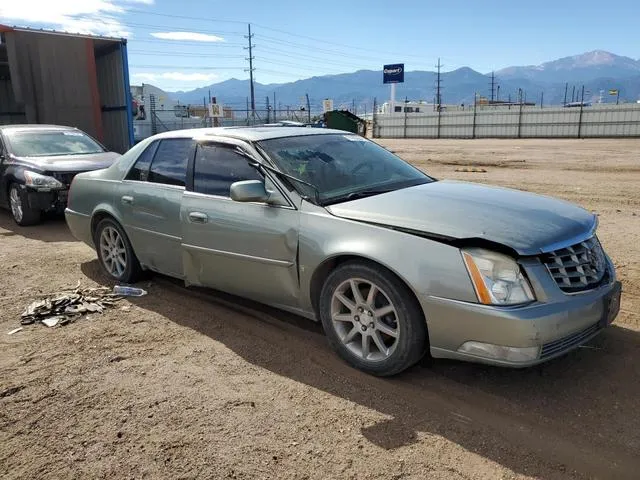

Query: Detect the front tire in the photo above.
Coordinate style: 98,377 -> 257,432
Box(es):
9,183 -> 41,226
319,261 -> 427,376
94,218 -> 142,283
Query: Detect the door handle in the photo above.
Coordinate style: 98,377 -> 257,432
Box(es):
121,195 -> 134,205
188,211 -> 208,223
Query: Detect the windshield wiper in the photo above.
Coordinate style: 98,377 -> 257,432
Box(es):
323,188 -> 395,206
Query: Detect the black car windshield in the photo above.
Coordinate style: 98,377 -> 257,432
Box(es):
257,133 -> 433,205
6,130 -> 105,157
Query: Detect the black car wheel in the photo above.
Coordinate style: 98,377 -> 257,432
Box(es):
9,183 -> 41,226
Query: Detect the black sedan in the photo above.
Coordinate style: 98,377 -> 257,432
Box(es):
0,124 -> 120,225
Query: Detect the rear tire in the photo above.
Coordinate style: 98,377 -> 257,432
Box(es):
94,218 -> 142,283
9,183 -> 41,226
319,261 -> 427,376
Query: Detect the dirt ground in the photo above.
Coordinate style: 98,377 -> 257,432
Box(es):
1,138 -> 639,480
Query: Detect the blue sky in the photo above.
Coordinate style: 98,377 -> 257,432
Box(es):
1,0 -> 639,91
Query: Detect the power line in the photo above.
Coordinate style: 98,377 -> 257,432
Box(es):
128,50 -> 241,58
110,21 -> 244,36
124,8 -> 432,60
253,45 -> 377,68
124,9 -> 248,24
129,39 -> 245,47
131,65 -> 245,69
256,35 -> 386,62
258,58 -> 348,74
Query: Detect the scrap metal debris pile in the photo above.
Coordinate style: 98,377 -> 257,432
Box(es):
20,284 -> 124,327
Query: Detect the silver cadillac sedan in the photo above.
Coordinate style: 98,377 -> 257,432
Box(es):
65,127 -> 622,376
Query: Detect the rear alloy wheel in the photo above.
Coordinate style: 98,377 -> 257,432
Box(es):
9,183 -> 41,226
319,261 -> 427,376
95,218 -> 142,283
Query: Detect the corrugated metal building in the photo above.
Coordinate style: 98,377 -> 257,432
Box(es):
0,25 -> 134,153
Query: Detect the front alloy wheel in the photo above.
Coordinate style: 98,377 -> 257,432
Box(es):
331,278 -> 400,361
319,261 -> 427,376
9,184 -> 41,226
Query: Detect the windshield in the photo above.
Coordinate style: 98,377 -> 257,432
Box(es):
6,130 -> 105,157
257,134 -> 433,205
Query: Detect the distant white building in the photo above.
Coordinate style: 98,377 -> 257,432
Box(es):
130,83 -> 204,141
377,100 -> 436,114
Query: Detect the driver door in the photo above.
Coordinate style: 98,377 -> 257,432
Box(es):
181,142 -> 301,309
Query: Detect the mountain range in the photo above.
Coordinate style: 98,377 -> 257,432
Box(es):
169,51 -> 640,110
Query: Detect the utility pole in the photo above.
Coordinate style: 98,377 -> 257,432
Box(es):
578,85 -> 585,138
273,92 -> 276,120
244,24 -> 256,120
571,85 -> 576,103
517,88 -> 523,138
563,82 -> 568,105
489,71 -> 497,102
265,95 -> 270,123
497,85 -> 500,102
435,58 -> 443,111
305,93 -> 311,123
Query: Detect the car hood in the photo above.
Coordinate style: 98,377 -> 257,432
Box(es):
12,151 -> 120,172
325,180 -> 596,256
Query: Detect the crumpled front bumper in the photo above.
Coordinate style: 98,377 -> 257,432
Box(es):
26,188 -> 68,213
422,258 -> 621,367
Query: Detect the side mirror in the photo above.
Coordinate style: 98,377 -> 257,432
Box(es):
230,180 -> 270,203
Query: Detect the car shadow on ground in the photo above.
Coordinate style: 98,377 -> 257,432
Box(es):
0,211 -> 77,243
81,260 -> 640,479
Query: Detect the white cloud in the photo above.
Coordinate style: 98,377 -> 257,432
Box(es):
132,72 -> 219,82
150,31 -> 225,42
0,1 -> 154,38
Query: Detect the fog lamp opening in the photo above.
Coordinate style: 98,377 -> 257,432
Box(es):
457,341 -> 540,362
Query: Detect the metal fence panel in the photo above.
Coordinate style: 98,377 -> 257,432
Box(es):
375,104 -> 640,139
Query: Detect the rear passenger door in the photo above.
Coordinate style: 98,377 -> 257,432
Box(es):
121,137 -> 195,278
181,141 -> 301,308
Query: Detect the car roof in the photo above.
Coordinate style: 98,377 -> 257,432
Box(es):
0,124 -> 80,133
149,126 -> 356,142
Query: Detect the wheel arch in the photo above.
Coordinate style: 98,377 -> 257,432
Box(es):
309,254 -> 428,331
90,205 -> 126,245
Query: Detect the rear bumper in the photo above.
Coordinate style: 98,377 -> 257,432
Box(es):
424,277 -> 621,368
64,208 -> 94,247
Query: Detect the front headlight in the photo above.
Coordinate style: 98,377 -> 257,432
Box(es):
23,171 -> 65,190
462,248 -> 535,306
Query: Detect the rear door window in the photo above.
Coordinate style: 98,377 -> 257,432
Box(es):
193,144 -> 263,197
125,141 -> 159,181
148,139 -> 194,187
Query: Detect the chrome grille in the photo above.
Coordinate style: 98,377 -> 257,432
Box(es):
542,236 -> 606,293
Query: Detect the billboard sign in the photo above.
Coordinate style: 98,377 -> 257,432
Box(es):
322,98 -> 334,112
383,63 -> 404,84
